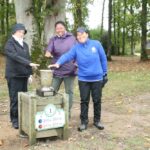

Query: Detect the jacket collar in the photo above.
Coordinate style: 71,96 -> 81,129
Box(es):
11,36 -> 25,48
55,32 -> 73,39
78,38 -> 90,46
12,35 -> 24,46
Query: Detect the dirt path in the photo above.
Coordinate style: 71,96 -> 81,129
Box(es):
0,93 -> 149,150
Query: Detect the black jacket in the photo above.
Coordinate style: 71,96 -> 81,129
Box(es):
5,37 -> 32,78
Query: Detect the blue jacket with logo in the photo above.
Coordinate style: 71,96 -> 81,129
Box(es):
57,39 -> 108,81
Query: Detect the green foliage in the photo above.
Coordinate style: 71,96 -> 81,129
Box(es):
31,51 -> 50,70
89,27 -> 101,41
0,34 -> 7,53
30,0 -> 58,68
31,0 -> 64,39
31,27 -> 51,69
32,0 -> 48,39
112,0 -> 150,56
67,0 -> 93,32
0,2 -> 16,53
89,27 -> 108,51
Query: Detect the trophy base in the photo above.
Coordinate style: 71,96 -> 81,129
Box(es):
36,88 -> 55,97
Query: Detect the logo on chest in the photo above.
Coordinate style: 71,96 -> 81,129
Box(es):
91,47 -> 97,53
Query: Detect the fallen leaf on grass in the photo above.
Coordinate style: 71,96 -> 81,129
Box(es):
115,101 -> 123,105
0,140 -> 3,146
41,144 -> 48,147
74,107 -> 79,110
23,143 -> 29,147
127,98 -> 131,103
119,93 -> 124,96
145,137 -> 150,142
68,126 -> 72,129
126,124 -> 132,128
68,138 -> 76,141
144,143 -> 150,148
2,109 -> 8,112
68,138 -> 73,141
128,109 -> 133,113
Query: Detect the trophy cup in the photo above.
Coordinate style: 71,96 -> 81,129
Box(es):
36,69 -> 55,97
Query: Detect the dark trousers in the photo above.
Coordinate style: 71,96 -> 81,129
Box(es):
6,77 -> 28,124
78,80 -> 103,124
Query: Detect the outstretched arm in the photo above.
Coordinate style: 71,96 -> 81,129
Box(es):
48,63 -> 60,68
5,41 -> 40,69
48,45 -> 76,68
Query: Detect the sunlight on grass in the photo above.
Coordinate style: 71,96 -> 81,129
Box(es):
103,71 -> 150,99
124,136 -> 146,150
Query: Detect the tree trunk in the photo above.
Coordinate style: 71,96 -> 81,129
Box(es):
131,25 -> 134,55
1,0 -> 5,35
116,0 -> 121,55
113,0 -> 117,55
14,0 -> 66,50
44,0 -> 66,44
6,0 -> 9,35
122,0 -> 126,55
130,6 -> 135,55
72,0 -> 83,33
14,0 -> 35,51
141,0 -> 148,60
107,0 -> 112,61
100,0 -> 106,36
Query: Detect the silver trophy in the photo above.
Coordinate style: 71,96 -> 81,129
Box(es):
36,70 -> 55,96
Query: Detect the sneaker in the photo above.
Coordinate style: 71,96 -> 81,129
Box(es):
94,122 -> 104,130
78,124 -> 87,132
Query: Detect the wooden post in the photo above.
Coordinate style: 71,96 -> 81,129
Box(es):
62,93 -> 69,140
18,92 -> 23,135
28,96 -> 36,145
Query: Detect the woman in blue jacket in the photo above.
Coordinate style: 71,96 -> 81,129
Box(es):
48,27 -> 108,132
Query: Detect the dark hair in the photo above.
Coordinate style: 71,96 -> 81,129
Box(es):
55,21 -> 66,28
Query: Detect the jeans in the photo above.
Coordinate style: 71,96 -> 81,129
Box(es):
78,80 -> 103,124
51,76 -> 75,112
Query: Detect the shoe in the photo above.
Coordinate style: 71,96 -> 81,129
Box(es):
12,122 -> 19,129
78,124 -> 87,132
94,122 -> 104,130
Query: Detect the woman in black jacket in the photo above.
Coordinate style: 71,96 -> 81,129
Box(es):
5,23 -> 39,129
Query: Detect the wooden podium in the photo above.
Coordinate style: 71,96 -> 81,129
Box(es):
18,91 -> 69,145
